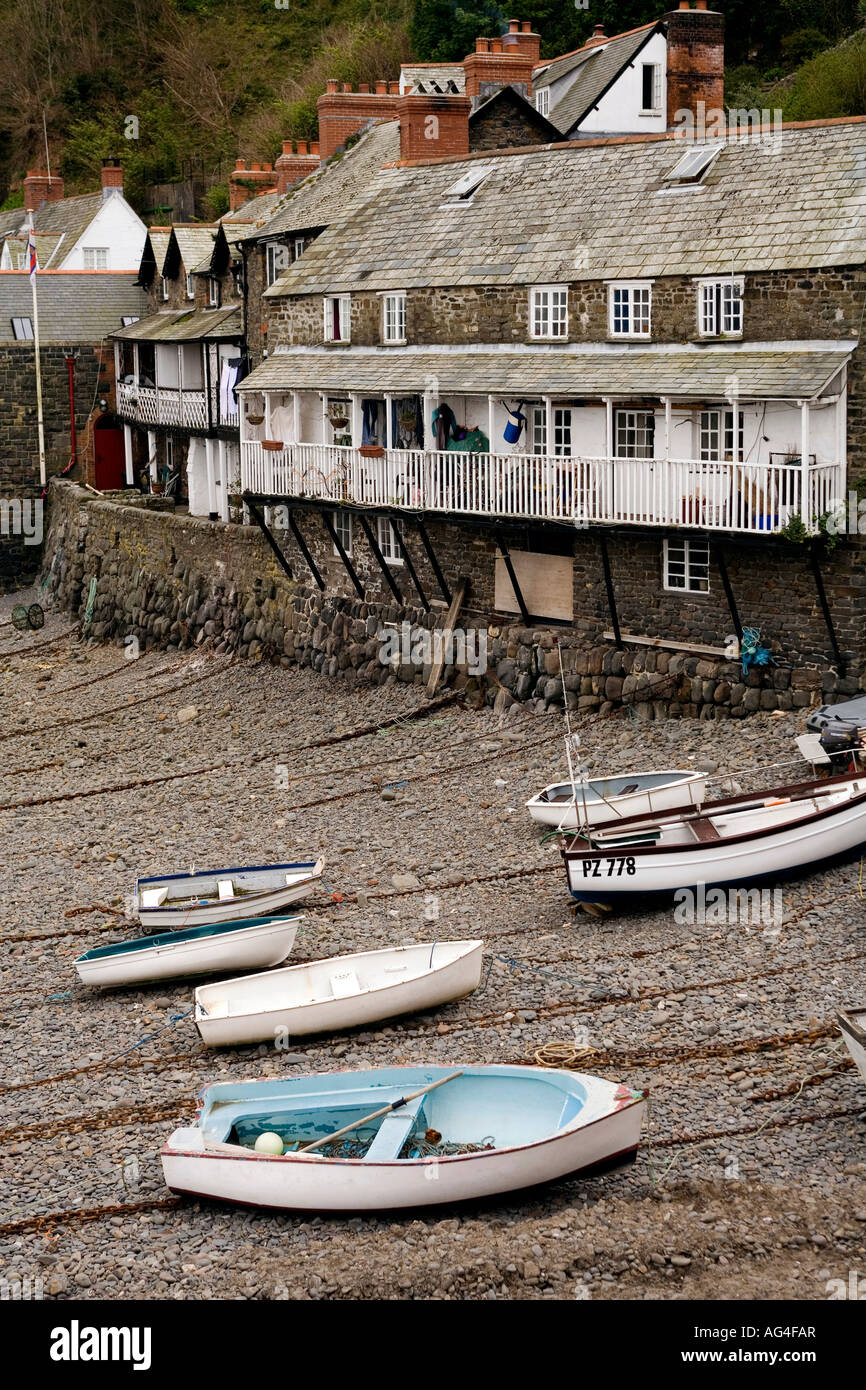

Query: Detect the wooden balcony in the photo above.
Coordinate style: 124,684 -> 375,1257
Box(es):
240,441 -> 843,536
117,382 -> 211,431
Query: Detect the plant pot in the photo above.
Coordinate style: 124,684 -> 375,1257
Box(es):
151,481 -> 164,495
359,444 -> 384,458
246,413 -> 264,425
261,439 -> 284,451
329,416 -> 349,431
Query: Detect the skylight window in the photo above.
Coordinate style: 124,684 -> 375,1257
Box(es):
664,144 -> 722,184
443,167 -> 489,201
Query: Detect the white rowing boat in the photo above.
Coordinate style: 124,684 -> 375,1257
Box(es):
135,857 -> 325,928
838,1007 -> 866,1084
526,769 -> 707,829
561,771 -> 866,907
74,915 -> 302,988
160,1065 -> 647,1211
194,940 -> 483,1046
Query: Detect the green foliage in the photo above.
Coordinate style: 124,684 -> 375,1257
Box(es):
0,189 -> 24,212
774,28 -> 866,119
203,183 -> 230,218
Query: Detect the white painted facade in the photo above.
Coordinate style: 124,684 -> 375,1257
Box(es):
60,190 -> 147,272
576,31 -> 668,135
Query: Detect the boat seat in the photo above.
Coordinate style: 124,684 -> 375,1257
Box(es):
330,970 -> 362,999
217,879 -> 235,901
691,818 -> 722,841
140,886 -> 169,908
362,1094 -> 425,1161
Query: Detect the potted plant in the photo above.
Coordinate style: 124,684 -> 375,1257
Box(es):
359,444 -> 384,458
261,439 -> 284,451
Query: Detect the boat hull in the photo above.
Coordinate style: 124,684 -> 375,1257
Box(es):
135,859 -> 323,928
75,916 -> 301,988
838,1009 -> 866,1085
194,941 -> 483,1046
527,771 -> 707,830
160,1065 -> 646,1212
563,775 -> 866,906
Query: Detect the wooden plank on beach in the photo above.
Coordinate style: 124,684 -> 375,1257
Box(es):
426,578 -> 467,696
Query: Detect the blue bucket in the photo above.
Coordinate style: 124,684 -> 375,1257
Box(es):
504,410 -> 525,444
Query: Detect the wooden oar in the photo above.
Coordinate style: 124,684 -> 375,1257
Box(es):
298,1071 -> 464,1154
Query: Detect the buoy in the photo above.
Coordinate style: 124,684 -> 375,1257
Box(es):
254,1131 -> 285,1155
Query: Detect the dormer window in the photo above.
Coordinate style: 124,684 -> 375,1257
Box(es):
608,281 -> 652,338
697,277 -> 743,338
530,285 -> 568,340
324,295 -> 351,343
207,277 -> 220,308
185,272 -> 194,300
640,63 -> 661,114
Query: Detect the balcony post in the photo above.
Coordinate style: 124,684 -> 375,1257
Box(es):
132,342 -> 139,383
662,395 -> 672,522
264,391 -> 272,439
423,390 -> 434,454
218,439 -> 229,522
292,390 -> 300,445
320,391 -> 329,444
123,424 -> 134,485
147,430 -> 157,483
800,400 -> 810,468
205,438 -> 218,519
384,394 -> 393,450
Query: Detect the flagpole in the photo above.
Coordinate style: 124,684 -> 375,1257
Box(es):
28,220 -> 46,487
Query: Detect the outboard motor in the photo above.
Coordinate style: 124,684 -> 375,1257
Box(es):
819,720 -> 865,770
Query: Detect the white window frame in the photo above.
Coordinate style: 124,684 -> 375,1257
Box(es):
614,409 -> 655,459
552,406 -> 572,457
332,510 -> 352,557
535,88 -> 549,117
530,404 -> 547,455
640,62 -> 661,114
377,516 -> 403,565
381,292 -> 406,344
11,316 -> 34,340
699,408 -> 744,462
207,277 -> 220,308
160,275 -> 169,302
608,282 -> 652,339
323,295 -> 351,343
697,277 -> 743,338
530,285 -> 568,340
663,538 -> 710,595
83,246 -> 109,270
185,271 -> 195,300
266,243 -> 286,287
293,237 -> 305,261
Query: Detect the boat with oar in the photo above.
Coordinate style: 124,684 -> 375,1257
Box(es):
838,1007 -> 866,1084
194,940 -> 483,1046
135,858 -> 325,929
74,915 -> 302,988
561,770 -> 866,909
526,769 -> 707,830
160,1065 -> 647,1211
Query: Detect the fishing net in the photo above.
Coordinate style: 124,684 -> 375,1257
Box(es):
398,1133 -> 496,1160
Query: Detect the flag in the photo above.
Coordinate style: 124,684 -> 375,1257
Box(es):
27,228 -> 37,281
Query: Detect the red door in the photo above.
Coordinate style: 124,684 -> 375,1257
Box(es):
93,417 -> 125,489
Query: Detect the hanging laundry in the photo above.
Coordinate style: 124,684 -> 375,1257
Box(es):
219,360 -> 239,420
433,402 -> 459,450
361,400 -> 380,446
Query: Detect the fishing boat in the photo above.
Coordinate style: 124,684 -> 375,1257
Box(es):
526,769 -> 707,830
194,940 -> 483,1047
160,1065 -> 647,1211
838,1008 -> 866,1085
561,770 -> 866,909
135,858 -> 325,929
74,915 -> 302,988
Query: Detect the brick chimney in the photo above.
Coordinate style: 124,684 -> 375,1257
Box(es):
274,139 -> 322,194
229,158 -> 279,210
665,2 -> 725,129
585,24 -> 608,47
316,83 -> 400,158
101,156 -> 124,199
464,18 -> 540,102
23,170 -> 64,214
396,92 -> 471,162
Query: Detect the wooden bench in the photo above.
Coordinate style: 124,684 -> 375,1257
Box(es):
691,818 -> 722,842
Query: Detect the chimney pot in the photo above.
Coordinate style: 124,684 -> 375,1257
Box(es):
678,1 -> 689,7
341,82 -> 352,93
326,79 -> 339,93
521,20 -> 531,31
476,38 -> 489,52
696,0 -> 707,7
490,38 -> 502,52
310,141 -> 320,155
508,19 -> 519,31
388,81 -> 400,94
358,83 -> 370,93
297,140 -> 308,155
375,80 -> 388,94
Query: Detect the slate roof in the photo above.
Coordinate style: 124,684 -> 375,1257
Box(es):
263,121 -> 866,294
27,191 -> 105,245
238,341 -> 852,401
0,272 -> 146,343
252,121 -> 401,244
114,306 -> 242,342
401,64 -> 466,95
4,233 -> 64,269
171,226 -> 219,274
545,27 -> 659,135
222,188 -> 286,236
148,230 -> 172,275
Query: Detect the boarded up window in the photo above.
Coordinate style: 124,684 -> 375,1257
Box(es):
495,550 -> 574,622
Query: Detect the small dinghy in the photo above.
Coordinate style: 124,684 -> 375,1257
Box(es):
161,1065 -> 647,1211
135,857 -> 324,928
74,915 -> 301,988
194,940 -> 483,1046
526,769 -> 707,830
561,771 -> 866,908
838,1008 -> 866,1085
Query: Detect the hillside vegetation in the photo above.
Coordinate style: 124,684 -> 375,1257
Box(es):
0,0 -> 863,211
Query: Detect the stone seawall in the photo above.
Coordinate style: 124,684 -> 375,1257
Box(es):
41,481 -> 855,718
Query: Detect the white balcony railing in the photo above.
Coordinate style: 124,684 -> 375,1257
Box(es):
240,441 -> 843,536
117,381 -> 209,430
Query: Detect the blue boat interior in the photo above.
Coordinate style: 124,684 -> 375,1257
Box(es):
76,914 -> 297,961
204,1068 -> 590,1162
135,861 -> 318,904
539,772 -> 690,805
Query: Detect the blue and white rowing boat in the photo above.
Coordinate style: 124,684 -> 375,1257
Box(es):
75,914 -> 302,988
135,857 -> 324,928
161,1065 -> 647,1211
